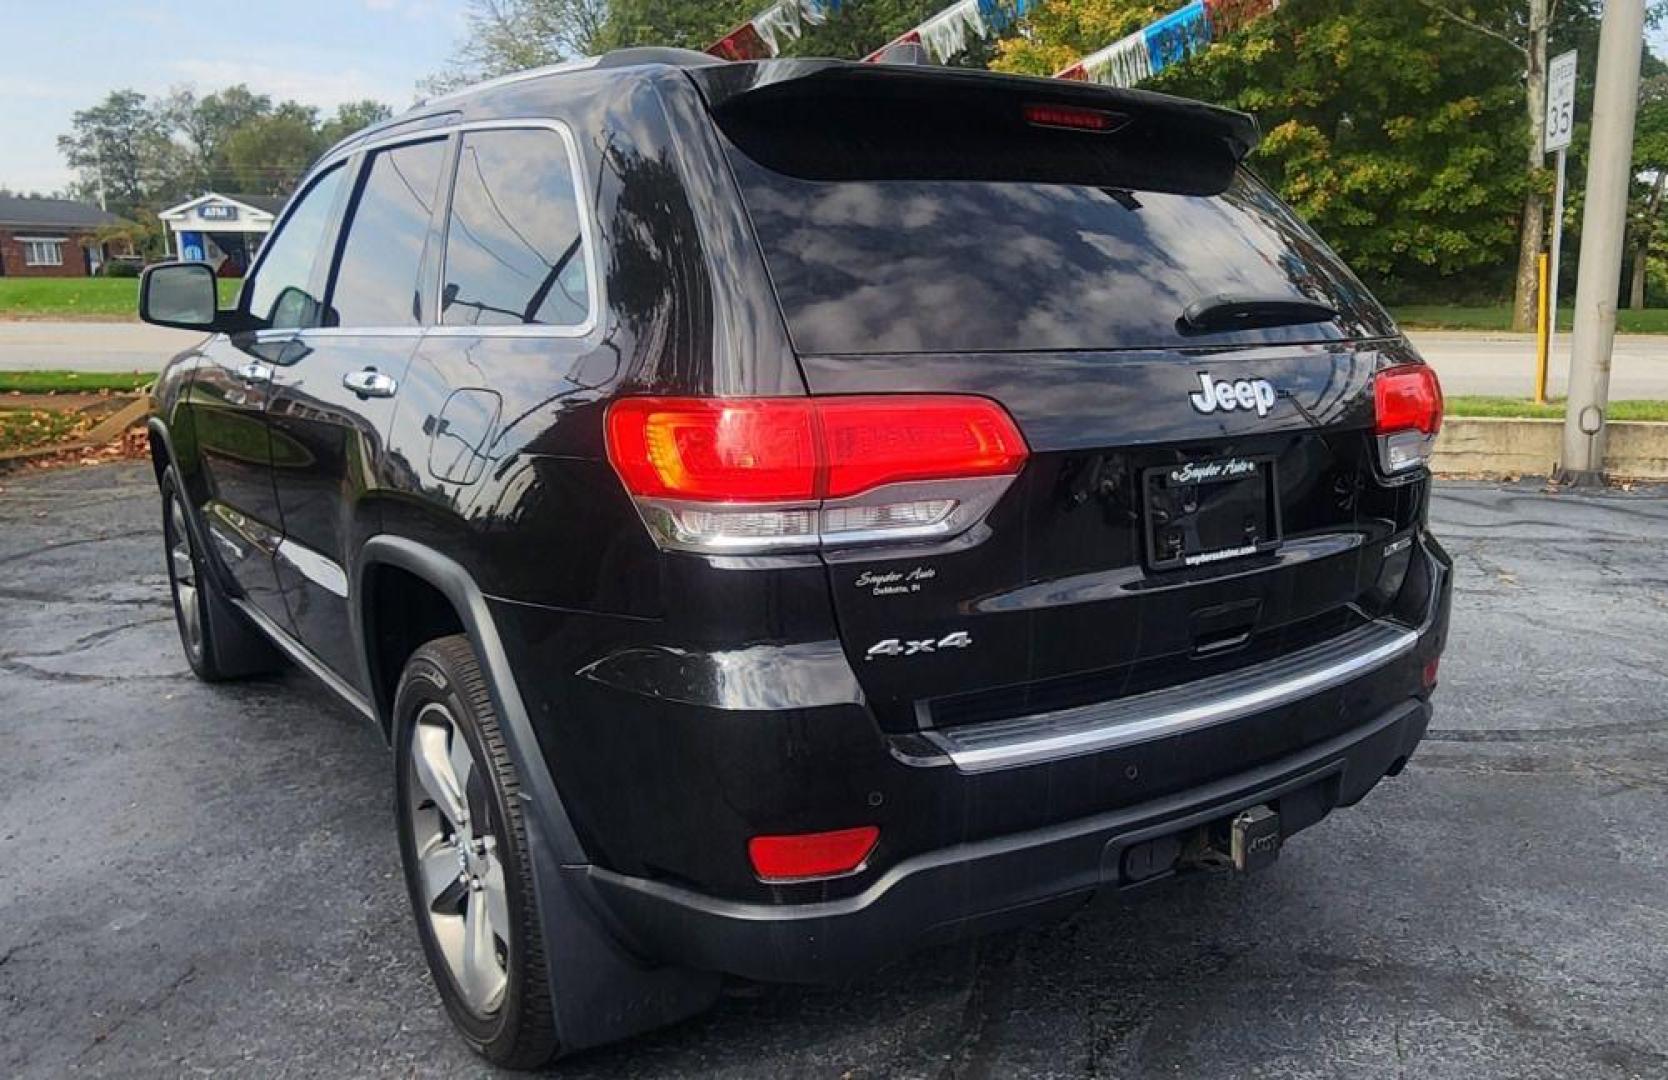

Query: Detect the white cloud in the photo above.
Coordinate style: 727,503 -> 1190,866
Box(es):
168,58 -> 420,113
0,76 -> 80,103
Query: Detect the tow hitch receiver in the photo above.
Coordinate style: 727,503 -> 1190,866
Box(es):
1230,805 -> 1282,872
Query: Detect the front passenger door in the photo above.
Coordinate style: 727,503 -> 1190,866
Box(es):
183,165 -> 348,626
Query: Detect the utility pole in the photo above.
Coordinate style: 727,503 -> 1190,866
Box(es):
1558,0 -> 1645,485
1512,0 -> 1550,333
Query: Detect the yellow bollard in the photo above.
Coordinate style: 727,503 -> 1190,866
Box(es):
1534,252 -> 1551,405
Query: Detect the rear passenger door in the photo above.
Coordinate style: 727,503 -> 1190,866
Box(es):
264,135 -> 452,689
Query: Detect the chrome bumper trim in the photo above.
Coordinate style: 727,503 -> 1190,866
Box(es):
925,619 -> 1419,773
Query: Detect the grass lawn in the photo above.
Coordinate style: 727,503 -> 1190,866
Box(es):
0,370 -> 153,394
1395,305 -> 1668,334
0,277 -> 240,319
1447,396 -> 1668,421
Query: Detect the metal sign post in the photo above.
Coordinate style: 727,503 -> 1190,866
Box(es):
1541,49 -> 1578,403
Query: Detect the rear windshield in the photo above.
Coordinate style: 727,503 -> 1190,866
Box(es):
725,154 -> 1397,356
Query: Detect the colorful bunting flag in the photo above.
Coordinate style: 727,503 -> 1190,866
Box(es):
1056,0 -> 1276,86
708,0 -> 841,60
862,0 -> 1031,63
1055,32 -> 1151,85
1144,0 -> 1212,74
706,0 -> 1278,89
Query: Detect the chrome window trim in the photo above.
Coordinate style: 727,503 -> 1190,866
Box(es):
310,118 -> 603,340
297,327 -> 426,339
282,119 -> 602,342
429,119 -> 600,340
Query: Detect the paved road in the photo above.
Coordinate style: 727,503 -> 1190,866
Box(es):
2,465 -> 1667,1078
2,321 -> 1667,398
0,321 -> 204,374
1414,331 -> 1668,399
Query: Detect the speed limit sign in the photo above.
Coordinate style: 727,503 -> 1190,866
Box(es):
1545,50 -> 1578,153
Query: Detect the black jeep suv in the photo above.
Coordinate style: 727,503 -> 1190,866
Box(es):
139,48 -> 1451,1068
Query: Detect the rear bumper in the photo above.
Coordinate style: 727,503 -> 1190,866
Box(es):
577,696 -> 1430,983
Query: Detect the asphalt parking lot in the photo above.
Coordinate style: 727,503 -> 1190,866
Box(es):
2,463 -> 1666,1079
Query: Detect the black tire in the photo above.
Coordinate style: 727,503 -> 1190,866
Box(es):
159,467 -> 278,681
393,635 -> 560,1070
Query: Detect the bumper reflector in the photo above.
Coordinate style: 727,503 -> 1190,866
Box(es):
748,825 -> 880,882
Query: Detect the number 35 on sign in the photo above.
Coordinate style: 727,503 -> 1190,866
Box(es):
1545,49 -> 1578,154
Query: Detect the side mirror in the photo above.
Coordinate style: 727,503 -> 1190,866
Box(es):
140,262 -> 223,331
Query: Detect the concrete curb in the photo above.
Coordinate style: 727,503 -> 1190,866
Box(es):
1433,416 -> 1668,480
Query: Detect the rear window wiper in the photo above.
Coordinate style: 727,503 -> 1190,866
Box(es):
1179,294 -> 1339,336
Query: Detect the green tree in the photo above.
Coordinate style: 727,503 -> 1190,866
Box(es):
222,103 -> 322,197
1629,75 -> 1668,307
56,89 -> 181,217
166,84 -> 274,191
597,0 -> 752,51
991,0 -> 1170,76
784,0 -> 975,61
318,100 -> 396,149
430,0 -> 614,90
1144,1 -> 1531,299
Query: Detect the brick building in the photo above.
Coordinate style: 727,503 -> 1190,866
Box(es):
0,196 -> 126,277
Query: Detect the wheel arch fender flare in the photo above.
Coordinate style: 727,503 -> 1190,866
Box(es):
146,416 -> 176,481
354,534 -> 720,1051
147,417 -> 241,600
354,534 -> 586,862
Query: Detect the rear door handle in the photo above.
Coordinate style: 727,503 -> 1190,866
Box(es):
236,361 -> 272,382
343,368 -> 398,399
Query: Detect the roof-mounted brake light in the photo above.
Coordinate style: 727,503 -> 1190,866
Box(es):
1022,103 -> 1121,132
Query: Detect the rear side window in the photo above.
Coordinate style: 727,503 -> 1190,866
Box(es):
440,128 -> 591,328
246,164 -> 344,330
718,100 -> 1396,355
329,138 -> 449,327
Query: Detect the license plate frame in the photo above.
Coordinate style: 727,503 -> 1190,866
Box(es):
1142,455 -> 1281,572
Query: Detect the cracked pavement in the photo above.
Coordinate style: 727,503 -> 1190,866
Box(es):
1,464 -> 1666,1078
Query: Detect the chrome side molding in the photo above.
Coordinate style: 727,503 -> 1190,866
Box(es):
925,618 -> 1419,773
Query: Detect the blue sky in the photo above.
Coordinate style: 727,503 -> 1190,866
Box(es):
1,0 -> 463,193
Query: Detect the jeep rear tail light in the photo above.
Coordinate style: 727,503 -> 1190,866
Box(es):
1374,365 -> 1444,475
748,825 -> 879,882
605,396 -> 1028,554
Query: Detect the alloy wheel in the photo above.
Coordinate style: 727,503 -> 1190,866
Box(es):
406,702 -> 511,1016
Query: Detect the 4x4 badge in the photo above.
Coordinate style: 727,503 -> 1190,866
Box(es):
1189,373 -> 1277,418
866,631 -> 972,660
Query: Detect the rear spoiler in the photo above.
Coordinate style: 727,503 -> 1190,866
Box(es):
687,59 -> 1259,162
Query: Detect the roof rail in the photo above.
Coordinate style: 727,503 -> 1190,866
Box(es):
416,56 -> 604,108
594,47 -> 726,70
414,47 -> 722,109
